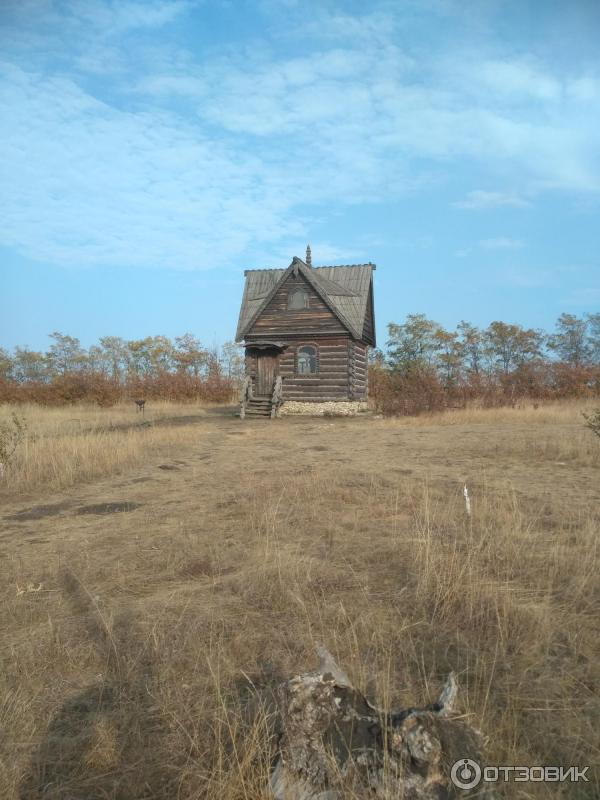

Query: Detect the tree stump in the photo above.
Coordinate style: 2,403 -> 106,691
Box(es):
271,647 -> 488,799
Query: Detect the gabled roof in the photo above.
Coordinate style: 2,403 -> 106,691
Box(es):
236,256 -> 375,342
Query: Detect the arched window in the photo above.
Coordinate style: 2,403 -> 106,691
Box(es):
288,289 -> 308,310
297,345 -> 318,374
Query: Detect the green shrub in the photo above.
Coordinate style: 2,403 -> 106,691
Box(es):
0,413 -> 26,475
583,408 -> 600,438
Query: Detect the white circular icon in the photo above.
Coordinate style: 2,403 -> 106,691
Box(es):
450,758 -> 482,789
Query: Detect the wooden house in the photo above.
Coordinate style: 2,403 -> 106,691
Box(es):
236,247 -> 376,417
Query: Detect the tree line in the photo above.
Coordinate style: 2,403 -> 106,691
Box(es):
371,312 -> 600,414
0,333 -> 244,405
1,313 -> 599,411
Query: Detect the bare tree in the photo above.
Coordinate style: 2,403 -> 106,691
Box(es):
174,333 -> 208,377
220,340 -> 244,380
0,347 -> 13,380
585,312 -> 600,364
548,313 -> 590,367
484,321 -> 544,374
12,347 -> 49,382
47,332 -> 87,375
457,321 -> 483,376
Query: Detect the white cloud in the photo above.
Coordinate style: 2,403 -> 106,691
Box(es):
501,268 -> 556,289
500,264 -> 584,290
0,63 -> 305,270
478,60 -> 562,101
453,190 -> 532,209
267,241 -> 360,267
480,237 -> 523,250
135,74 -> 206,96
0,0 -> 599,271
567,76 -> 600,103
57,0 -> 192,36
189,42 -> 600,192
566,286 -> 600,305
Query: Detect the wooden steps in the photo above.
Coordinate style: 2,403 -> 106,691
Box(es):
243,396 -> 273,419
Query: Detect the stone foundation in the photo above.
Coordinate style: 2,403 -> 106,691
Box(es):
278,400 -> 369,417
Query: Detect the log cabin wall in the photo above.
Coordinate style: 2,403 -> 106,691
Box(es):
248,273 -> 347,338
279,335 -> 351,402
242,265 -> 372,402
244,336 -> 368,402
349,341 -> 368,400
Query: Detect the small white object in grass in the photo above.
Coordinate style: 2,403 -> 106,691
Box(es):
463,484 -> 471,516
16,582 -> 43,596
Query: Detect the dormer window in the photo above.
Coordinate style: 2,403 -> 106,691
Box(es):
297,345 -> 318,374
288,289 -> 308,310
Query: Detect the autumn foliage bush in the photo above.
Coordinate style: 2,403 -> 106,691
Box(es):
0,372 -> 235,407
369,365 -> 447,416
125,372 -> 235,403
370,361 -> 600,416
0,332 -> 241,407
370,312 -> 600,416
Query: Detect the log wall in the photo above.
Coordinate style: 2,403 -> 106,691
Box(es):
279,336 -> 351,401
247,273 -> 347,338
244,271 -> 370,402
348,340 -> 368,400
245,337 -> 369,402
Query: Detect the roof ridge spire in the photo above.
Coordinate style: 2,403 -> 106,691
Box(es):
306,244 -> 312,267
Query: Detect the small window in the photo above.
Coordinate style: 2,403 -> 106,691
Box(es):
288,289 -> 308,310
297,345 -> 318,374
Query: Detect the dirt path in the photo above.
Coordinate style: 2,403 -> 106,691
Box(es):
2,414 -> 598,559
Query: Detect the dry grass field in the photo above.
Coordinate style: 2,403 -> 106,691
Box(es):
0,400 -> 599,798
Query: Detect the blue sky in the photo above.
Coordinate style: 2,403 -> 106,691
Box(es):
1,0 -> 599,351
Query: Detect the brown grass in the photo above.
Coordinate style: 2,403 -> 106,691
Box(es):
0,402 -> 224,495
385,399 -> 599,426
0,400 -> 599,798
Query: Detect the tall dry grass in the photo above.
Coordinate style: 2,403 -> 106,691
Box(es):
384,398 -> 598,426
0,400 -> 217,436
384,400 -> 600,468
0,403 -> 598,797
0,402 -> 221,495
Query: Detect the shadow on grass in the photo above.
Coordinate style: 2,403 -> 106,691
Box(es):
19,569 -> 282,800
19,570 -> 176,800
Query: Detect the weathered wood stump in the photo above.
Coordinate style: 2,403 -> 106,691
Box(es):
271,647 -> 487,799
